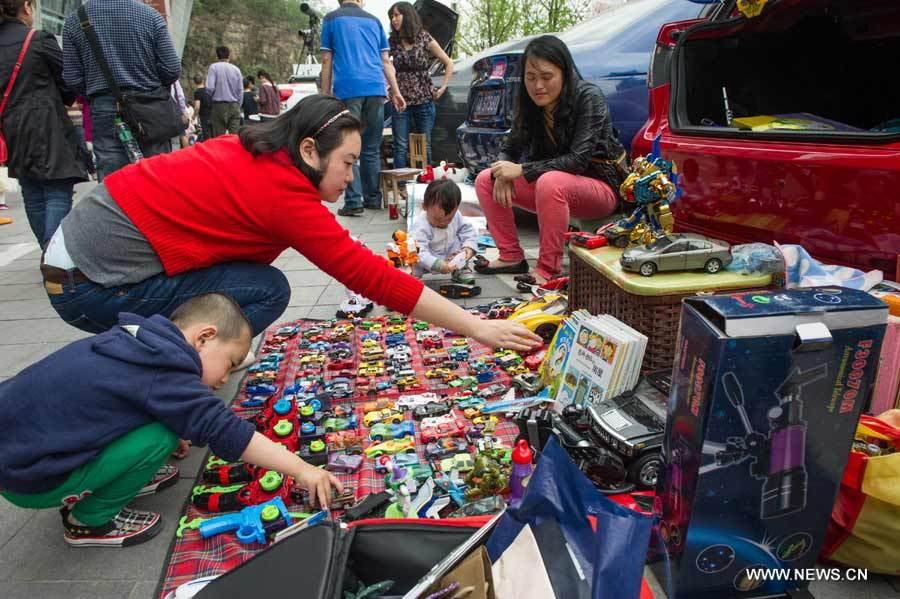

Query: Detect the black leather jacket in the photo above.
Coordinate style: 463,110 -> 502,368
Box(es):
498,80 -> 626,194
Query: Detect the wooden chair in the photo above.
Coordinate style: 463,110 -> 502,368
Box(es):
408,133 -> 428,170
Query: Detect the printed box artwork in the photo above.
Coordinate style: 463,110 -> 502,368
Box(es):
652,287 -> 887,599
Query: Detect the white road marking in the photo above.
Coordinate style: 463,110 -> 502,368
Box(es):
0,242 -> 39,267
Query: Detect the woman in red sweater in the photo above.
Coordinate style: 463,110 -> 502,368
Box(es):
41,95 -> 540,351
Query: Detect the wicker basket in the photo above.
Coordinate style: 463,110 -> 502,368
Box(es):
569,249 -> 766,374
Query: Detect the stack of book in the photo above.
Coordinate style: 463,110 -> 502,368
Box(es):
540,310 -> 647,412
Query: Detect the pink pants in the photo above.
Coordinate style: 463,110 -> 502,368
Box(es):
475,169 -> 618,279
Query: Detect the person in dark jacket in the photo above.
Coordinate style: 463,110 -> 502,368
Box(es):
0,293 -> 342,548
474,35 -> 626,283
0,0 -> 88,247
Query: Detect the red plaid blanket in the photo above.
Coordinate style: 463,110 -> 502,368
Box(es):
157,316 -> 522,598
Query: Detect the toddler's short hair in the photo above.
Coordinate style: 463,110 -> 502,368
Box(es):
170,294 -> 251,342
422,179 -> 461,215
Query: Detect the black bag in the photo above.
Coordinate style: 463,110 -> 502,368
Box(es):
78,5 -> 182,145
193,517 -> 492,599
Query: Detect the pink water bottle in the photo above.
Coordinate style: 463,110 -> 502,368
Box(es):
509,439 -> 534,508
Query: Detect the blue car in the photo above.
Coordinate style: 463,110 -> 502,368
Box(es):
456,0 -> 711,174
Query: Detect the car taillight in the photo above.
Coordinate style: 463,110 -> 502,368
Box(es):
648,19 -> 705,89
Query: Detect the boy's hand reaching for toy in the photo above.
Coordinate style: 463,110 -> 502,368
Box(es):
472,319 -> 543,352
294,461 -> 343,509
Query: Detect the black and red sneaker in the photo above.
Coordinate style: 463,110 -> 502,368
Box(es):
61,506 -> 162,547
135,463 -> 179,498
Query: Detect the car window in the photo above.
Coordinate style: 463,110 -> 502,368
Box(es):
689,240 -> 710,250
662,242 -> 686,253
561,0 -> 700,49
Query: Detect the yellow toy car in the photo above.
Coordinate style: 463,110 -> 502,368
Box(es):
365,437 -> 415,459
472,415 -> 499,432
386,324 -> 408,334
363,408 -> 404,428
299,354 -> 326,366
508,293 -> 568,342
463,406 -> 482,419
506,365 -> 530,377
451,338 -> 469,347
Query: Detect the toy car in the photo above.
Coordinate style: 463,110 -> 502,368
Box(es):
463,406 -> 482,419
506,365 -> 530,377
325,378 -> 353,400
386,345 -> 412,359
368,420 -> 415,441
440,453 -> 475,473
412,402 -> 451,420
275,325 -> 300,337
374,452 -> 420,473
395,392 -> 442,411
472,415 -> 498,432
420,412 -> 458,429
385,324 -> 407,334
620,233 -> 733,277
566,231 -> 608,249
394,375 -> 421,390
477,383 -> 508,399
360,347 -> 385,360
439,283 -> 481,299
328,359 -> 354,371
384,333 -> 407,347
385,314 -> 406,326
449,495 -> 506,518
524,349 -> 547,371
412,320 -> 429,331
421,337 -> 443,350
358,320 -> 382,331
508,293 -> 568,343
326,452 -> 364,474
455,396 -> 485,410
325,430 -> 362,452
299,354 -> 326,366
362,397 -> 395,413
513,372 -> 544,394
425,438 -> 469,460
449,376 -> 478,389
358,365 -> 385,377
364,437 -> 416,458
425,368 -> 455,382
422,353 -> 448,366
363,408 -> 404,428
421,418 -> 468,444
323,415 -> 358,432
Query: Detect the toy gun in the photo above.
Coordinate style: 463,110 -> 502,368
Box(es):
176,498 -> 318,545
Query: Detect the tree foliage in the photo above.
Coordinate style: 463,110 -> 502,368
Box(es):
458,0 -> 593,56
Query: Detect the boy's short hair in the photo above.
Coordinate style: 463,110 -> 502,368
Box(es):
422,179 -> 462,215
193,74 -> 203,85
243,77 -> 252,89
170,294 -> 252,342
216,46 -> 230,60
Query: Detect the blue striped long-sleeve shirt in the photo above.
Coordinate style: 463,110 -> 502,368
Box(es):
62,0 -> 181,97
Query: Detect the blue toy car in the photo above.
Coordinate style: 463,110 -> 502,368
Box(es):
385,333 -> 407,347
245,383 -> 277,396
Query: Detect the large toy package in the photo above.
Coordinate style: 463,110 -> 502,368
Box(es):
652,288 -> 887,598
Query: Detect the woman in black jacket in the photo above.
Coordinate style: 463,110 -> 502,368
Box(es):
475,35 -> 625,283
0,0 -> 88,247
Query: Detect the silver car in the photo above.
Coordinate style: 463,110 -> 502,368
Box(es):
620,233 -> 732,276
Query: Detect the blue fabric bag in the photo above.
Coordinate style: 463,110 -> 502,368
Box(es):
485,438 -> 653,599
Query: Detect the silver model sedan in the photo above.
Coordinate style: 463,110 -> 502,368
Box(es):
620,233 -> 732,276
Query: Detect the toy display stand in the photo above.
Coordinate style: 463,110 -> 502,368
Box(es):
569,244 -> 773,373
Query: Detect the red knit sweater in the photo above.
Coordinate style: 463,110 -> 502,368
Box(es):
104,136 -> 424,314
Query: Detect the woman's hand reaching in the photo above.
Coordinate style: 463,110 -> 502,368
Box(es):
493,179 -> 515,208
470,319 -> 543,352
490,160 -> 523,182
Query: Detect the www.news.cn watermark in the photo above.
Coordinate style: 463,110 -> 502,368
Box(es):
746,568 -> 869,583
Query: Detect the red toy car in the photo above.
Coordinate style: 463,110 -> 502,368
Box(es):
525,349 -> 548,371
565,232 -> 608,249
328,359 -> 354,371
633,2 -> 900,280
420,418 -> 468,444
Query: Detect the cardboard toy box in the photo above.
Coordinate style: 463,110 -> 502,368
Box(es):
652,287 -> 887,599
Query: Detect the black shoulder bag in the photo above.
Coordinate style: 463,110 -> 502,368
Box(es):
78,5 -> 182,145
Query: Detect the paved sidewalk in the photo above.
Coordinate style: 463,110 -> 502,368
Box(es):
1,183 -> 896,598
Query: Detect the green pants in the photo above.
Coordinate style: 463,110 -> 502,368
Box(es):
2,423 -> 177,527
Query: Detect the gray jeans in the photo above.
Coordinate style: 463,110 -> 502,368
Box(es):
210,102 -> 242,137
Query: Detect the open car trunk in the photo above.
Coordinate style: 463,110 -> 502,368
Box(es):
672,0 -> 900,141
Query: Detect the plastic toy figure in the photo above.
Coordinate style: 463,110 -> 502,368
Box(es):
386,230 -> 419,271
374,452 -> 420,473
601,145 -> 678,248
464,453 -> 510,500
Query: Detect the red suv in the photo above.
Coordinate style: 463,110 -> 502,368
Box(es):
633,0 -> 900,280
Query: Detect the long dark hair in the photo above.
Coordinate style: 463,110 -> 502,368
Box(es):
388,2 -> 421,44
239,95 -> 360,187
257,69 -> 279,95
514,35 -> 582,148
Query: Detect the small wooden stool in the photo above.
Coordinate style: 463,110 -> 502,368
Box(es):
408,133 -> 428,170
380,167 -> 422,212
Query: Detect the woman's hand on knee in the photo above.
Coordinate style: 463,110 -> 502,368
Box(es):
490,160 -> 523,182
493,179 -> 514,208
